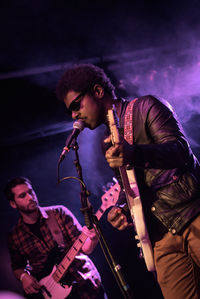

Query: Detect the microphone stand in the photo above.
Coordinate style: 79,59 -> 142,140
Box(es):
71,140 -> 134,299
72,140 -> 93,229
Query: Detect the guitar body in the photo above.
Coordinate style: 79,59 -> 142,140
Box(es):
125,168 -> 155,271
40,266 -> 72,299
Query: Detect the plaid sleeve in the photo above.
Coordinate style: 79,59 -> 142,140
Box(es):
7,231 -> 27,272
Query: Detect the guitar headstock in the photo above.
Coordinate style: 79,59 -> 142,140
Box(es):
107,104 -> 120,145
101,181 -> 121,211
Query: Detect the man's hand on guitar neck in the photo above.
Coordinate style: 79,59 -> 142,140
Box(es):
104,135 -> 133,169
82,225 -> 98,240
82,225 -> 99,255
107,206 -> 129,231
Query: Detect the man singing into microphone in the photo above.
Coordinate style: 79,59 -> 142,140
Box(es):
56,63 -> 200,299
4,177 -> 107,299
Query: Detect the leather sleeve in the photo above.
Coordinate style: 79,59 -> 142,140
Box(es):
129,96 -> 193,170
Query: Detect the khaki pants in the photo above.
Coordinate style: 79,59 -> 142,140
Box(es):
154,215 -> 200,299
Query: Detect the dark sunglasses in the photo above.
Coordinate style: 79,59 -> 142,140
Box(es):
68,91 -> 87,112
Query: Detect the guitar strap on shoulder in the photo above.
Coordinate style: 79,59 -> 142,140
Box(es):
46,210 -> 66,248
124,98 -> 137,144
121,97 -> 140,212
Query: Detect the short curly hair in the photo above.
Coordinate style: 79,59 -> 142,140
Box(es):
4,177 -> 32,202
56,63 -> 115,101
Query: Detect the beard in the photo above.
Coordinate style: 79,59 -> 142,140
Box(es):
18,200 -> 39,214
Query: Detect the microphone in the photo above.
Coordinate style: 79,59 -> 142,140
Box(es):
59,120 -> 85,163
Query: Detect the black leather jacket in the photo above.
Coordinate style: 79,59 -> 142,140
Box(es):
117,95 -> 200,236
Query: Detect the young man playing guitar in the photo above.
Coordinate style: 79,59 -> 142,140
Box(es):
4,177 -> 108,299
56,63 -> 200,299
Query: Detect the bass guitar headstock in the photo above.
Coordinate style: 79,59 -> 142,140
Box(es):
101,178 -> 121,211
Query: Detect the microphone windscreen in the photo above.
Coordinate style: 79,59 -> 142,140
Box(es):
73,120 -> 85,131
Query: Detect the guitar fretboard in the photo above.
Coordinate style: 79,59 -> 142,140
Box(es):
52,204 -> 106,282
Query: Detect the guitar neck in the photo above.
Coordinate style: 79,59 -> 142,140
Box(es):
107,106 -> 155,272
52,203 -> 107,283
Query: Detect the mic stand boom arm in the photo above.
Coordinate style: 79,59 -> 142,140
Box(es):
72,140 -> 134,299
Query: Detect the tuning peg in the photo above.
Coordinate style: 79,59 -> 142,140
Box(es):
102,185 -> 107,192
114,186 -> 120,192
112,177 -> 118,183
106,182 -> 113,189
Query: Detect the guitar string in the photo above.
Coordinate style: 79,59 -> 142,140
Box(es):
41,235 -> 87,294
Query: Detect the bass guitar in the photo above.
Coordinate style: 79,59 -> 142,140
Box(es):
38,181 -> 120,299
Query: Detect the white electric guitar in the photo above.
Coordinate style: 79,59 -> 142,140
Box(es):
38,181 -> 120,299
107,105 -> 155,272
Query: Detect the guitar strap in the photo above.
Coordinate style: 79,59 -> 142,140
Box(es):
124,98 -> 137,144
122,98 -> 140,210
46,210 -> 66,248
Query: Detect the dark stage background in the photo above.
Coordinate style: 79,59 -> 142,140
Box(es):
1,1 -> 200,298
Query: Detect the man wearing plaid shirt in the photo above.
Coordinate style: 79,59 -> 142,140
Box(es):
4,177 -> 107,299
